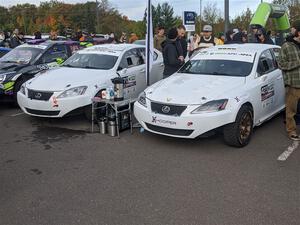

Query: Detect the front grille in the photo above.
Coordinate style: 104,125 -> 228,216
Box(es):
146,123 -> 194,136
25,108 -> 60,116
151,102 -> 187,116
27,89 -> 53,101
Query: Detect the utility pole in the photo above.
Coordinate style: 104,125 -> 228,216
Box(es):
199,0 -> 202,32
95,0 -> 99,33
224,0 -> 229,35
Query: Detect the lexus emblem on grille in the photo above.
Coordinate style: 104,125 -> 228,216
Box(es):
161,106 -> 171,114
35,93 -> 42,99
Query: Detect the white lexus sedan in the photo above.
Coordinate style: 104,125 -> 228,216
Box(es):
134,44 -> 285,147
17,44 -> 164,119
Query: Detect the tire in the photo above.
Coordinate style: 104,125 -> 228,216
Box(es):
223,105 -> 253,147
13,78 -> 24,106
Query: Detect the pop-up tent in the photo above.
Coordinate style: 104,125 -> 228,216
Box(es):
250,2 -> 290,31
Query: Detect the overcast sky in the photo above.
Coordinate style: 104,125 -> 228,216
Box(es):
1,0 -> 274,21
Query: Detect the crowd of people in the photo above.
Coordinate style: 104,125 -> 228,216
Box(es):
0,28 -> 141,49
157,23 -> 282,79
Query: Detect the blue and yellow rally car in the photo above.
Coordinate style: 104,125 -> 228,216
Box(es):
0,40 -> 83,102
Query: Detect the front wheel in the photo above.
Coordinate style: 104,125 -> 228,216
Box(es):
223,105 -> 253,147
13,78 -> 25,106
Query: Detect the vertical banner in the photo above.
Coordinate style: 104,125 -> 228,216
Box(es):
146,0 -> 153,86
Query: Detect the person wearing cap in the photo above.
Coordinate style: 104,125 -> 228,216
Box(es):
278,20 -> 300,141
256,28 -> 274,45
198,25 -> 219,48
161,27 -> 184,78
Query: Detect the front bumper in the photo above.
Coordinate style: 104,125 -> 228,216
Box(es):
17,91 -> 91,118
134,101 -> 234,139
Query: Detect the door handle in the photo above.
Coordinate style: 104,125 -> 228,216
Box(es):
276,76 -> 283,80
160,63 -> 164,67
140,69 -> 146,73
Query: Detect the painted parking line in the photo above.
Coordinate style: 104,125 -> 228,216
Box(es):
10,112 -> 25,117
277,141 -> 299,161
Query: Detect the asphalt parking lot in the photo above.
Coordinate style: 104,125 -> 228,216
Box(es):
0,103 -> 299,225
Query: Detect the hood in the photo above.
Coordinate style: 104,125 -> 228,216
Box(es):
146,73 -> 245,105
26,67 -> 113,91
0,62 -> 27,73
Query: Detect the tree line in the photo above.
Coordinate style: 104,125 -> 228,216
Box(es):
0,0 -> 299,38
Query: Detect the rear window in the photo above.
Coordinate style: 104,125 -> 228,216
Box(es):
179,59 -> 253,77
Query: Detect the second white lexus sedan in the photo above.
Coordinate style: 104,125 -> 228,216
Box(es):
17,44 -> 164,118
134,44 -> 285,147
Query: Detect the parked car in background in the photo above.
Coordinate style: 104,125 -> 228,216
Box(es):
0,47 -> 11,58
133,40 -> 145,45
134,44 -> 285,147
23,35 -> 68,42
0,40 -> 82,102
18,44 -> 164,119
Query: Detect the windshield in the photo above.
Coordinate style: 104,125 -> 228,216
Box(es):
0,47 -> 42,64
63,53 -> 118,70
178,59 -> 253,77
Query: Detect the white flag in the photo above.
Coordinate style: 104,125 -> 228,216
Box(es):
145,0 -> 153,86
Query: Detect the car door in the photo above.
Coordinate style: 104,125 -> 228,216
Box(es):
255,49 -> 279,122
271,47 -> 285,111
138,48 -> 164,85
117,48 -> 146,99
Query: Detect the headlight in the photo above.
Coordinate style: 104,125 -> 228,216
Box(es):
191,99 -> 228,114
20,84 -> 26,95
0,74 -> 6,83
138,91 -> 147,108
57,86 -> 87,98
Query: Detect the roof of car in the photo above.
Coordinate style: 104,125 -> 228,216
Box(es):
193,43 -> 280,62
17,40 -> 80,50
79,44 -> 142,56
210,43 -> 280,54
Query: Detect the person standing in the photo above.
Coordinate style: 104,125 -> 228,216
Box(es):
10,29 -> 22,48
129,33 -> 138,43
256,28 -> 274,45
161,28 -> 184,78
177,25 -> 188,60
119,32 -> 127,43
188,33 -> 200,57
198,25 -> 218,48
278,20 -> 300,140
154,26 -> 166,52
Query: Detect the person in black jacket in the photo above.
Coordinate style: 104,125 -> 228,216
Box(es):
162,28 -> 184,78
176,25 -> 188,60
256,28 -> 274,45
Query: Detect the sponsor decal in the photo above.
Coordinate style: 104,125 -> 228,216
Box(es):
124,75 -> 136,88
187,122 -> 193,127
234,96 -> 240,102
152,116 -> 176,126
261,83 -> 275,108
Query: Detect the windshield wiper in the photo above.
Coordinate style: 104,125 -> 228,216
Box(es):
210,72 -> 231,76
0,60 -> 18,63
83,66 -> 100,69
63,64 -> 76,68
